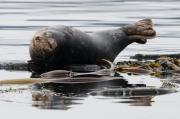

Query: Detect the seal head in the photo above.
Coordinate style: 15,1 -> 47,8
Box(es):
30,28 -> 58,62
121,19 -> 156,44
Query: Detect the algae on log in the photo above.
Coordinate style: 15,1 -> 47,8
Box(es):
130,53 -> 180,60
116,57 -> 180,77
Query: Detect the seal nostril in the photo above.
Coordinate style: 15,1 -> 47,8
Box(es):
35,36 -> 40,41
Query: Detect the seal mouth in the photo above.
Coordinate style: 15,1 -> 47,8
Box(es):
129,34 -> 156,44
122,19 -> 156,44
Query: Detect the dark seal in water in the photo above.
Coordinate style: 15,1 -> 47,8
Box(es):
29,19 -> 156,72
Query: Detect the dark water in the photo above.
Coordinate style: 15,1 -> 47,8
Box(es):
0,0 -> 180,119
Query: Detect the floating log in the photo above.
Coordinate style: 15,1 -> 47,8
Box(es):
0,60 -> 28,71
32,78 -> 146,94
39,76 -> 145,93
130,53 -> 180,60
0,60 -> 102,73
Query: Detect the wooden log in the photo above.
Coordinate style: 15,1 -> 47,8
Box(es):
0,60 -> 101,73
130,53 -> 180,60
0,60 -> 28,71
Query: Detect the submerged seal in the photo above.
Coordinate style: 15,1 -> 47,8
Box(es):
29,19 -> 156,71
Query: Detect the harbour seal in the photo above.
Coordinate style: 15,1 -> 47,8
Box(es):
29,19 -> 156,71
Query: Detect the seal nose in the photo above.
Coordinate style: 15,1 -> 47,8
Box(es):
35,36 -> 41,42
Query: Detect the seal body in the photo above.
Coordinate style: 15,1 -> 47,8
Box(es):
29,19 -> 156,72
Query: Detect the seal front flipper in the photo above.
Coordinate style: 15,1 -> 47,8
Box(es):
121,19 -> 156,44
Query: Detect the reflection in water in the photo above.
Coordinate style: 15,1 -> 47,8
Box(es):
30,83 -> 177,109
32,90 -> 85,110
31,89 -> 154,109
0,80 -> 177,110
119,96 -> 154,106
31,90 -> 154,109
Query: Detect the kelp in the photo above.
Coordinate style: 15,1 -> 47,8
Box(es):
116,57 -> 180,77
